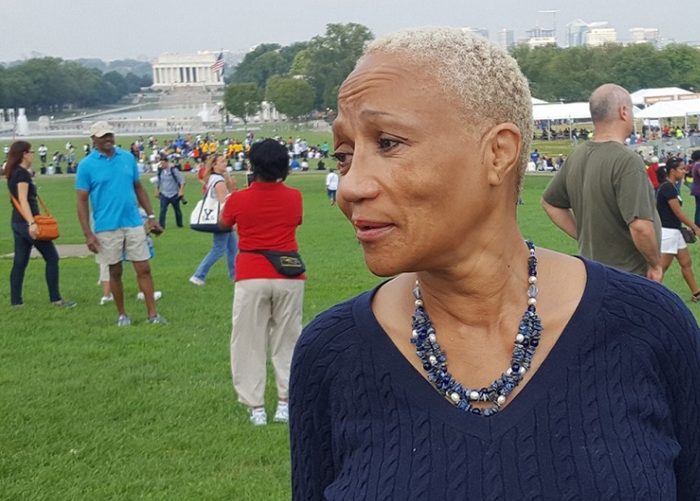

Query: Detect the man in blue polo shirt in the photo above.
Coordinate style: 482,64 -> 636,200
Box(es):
76,121 -> 167,326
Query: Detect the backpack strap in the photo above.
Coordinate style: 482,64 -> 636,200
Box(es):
170,167 -> 182,188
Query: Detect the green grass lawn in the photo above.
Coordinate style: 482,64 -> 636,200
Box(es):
1,164 -> 699,499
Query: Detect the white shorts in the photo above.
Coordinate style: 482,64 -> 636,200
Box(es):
96,226 -> 150,265
660,227 -> 688,255
98,263 -> 110,282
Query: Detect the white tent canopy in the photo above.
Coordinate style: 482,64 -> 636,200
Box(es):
533,102 -> 645,122
531,97 -> 548,105
532,102 -> 591,121
630,87 -> 693,107
635,98 -> 700,119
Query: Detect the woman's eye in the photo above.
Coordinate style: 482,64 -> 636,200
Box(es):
333,152 -> 353,164
378,138 -> 400,151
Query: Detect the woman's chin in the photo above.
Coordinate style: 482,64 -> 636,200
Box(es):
364,256 -> 406,278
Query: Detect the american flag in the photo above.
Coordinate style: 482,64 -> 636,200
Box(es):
211,52 -> 225,73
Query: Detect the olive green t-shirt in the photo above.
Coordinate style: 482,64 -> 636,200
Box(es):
542,141 -> 661,275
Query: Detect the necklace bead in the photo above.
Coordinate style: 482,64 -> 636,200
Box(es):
410,240 -> 543,416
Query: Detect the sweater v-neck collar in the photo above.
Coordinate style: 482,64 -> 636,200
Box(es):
352,257 -> 605,440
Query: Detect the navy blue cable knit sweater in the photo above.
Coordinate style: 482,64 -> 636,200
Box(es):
290,259 -> 700,500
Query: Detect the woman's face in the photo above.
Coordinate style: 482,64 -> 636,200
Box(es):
333,53 -> 492,277
22,148 -> 33,167
213,155 -> 226,172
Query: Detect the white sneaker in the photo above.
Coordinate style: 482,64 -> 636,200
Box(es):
250,407 -> 267,426
100,295 -> 114,305
189,276 -> 205,286
136,291 -> 162,301
273,401 -> 289,423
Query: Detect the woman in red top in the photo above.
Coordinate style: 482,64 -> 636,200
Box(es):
221,139 -> 304,426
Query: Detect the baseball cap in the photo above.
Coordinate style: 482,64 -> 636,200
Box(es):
88,121 -> 114,137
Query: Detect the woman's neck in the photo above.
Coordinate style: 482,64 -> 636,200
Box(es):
414,231 -> 532,328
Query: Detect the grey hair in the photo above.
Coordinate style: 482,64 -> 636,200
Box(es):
359,27 -> 533,187
589,83 -> 631,124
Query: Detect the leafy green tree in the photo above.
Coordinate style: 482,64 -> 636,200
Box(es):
124,72 -> 143,93
663,44 -> 700,90
266,76 -> 315,120
103,71 -> 129,97
289,49 -> 313,77
224,82 -> 262,123
301,23 -> 374,109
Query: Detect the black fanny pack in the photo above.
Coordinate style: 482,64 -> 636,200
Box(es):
241,249 -> 305,277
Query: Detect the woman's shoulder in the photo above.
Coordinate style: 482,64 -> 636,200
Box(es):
9,167 -> 31,183
207,173 -> 225,186
296,291 -> 373,363
595,262 -> 699,352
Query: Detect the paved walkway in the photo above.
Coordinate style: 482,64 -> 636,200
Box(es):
1,244 -> 92,260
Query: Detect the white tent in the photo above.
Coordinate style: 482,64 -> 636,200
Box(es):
635,98 -> 700,119
630,87 -> 694,107
532,102 -> 591,121
533,102 -> 645,122
531,97 -> 548,105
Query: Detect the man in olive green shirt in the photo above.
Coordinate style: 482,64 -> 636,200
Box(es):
541,84 -> 662,281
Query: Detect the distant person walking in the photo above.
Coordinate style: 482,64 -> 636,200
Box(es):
6,141 -> 76,308
657,156 -> 700,300
155,154 -> 185,229
542,83 -> 662,280
325,167 -> 339,205
76,121 -> 166,326
189,153 -> 237,286
689,150 -> 700,227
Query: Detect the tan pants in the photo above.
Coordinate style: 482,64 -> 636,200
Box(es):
230,278 -> 304,408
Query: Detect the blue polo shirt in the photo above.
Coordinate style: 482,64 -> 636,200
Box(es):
76,147 -> 142,232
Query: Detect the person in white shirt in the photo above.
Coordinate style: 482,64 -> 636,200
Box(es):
325,167 -> 339,206
38,144 -> 48,167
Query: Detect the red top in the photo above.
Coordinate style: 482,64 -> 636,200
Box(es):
647,162 -> 660,189
221,181 -> 305,281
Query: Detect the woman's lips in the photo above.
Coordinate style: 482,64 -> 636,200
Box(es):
353,220 -> 395,243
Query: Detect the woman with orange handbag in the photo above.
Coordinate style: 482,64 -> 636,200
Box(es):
5,141 -> 75,308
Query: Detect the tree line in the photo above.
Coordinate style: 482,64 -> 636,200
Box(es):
224,23 -> 373,121
2,28 -> 698,121
512,43 -> 700,102
0,57 -> 153,115
225,27 -> 700,121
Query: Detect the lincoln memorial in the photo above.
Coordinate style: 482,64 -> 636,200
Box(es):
152,52 -> 224,88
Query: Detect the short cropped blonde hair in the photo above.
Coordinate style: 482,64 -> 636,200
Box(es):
360,27 -> 533,186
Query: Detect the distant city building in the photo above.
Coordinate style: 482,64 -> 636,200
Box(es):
630,27 -> 660,46
526,26 -> 556,39
461,27 -> 489,40
525,26 -> 557,48
527,37 -> 557,48
567,19 -> 589,47
498,29 -> 515,50
585,27 -> 617,47
152,52 -> 224,88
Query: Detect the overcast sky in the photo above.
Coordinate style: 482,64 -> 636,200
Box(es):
3,0 -> 698,62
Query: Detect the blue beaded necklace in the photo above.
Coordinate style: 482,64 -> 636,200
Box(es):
410,240 -> 543,416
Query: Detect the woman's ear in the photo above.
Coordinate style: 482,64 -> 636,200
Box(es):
482,123 -> 522,187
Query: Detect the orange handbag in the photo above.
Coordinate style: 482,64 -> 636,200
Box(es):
10,193 -> 60,241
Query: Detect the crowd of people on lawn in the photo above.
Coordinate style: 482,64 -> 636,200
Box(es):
5,26 -> 700,498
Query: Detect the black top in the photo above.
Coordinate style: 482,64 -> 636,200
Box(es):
7,167 -> 39,224
656,181 -> 682,229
